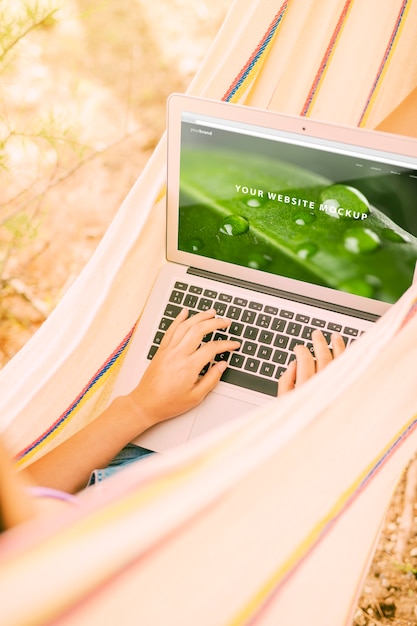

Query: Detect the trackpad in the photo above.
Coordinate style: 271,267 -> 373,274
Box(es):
189,393 -> 257,440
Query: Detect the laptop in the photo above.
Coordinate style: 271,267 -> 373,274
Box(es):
111,93 -> 417,452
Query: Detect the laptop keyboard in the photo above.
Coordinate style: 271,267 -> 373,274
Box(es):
147,281 -> 363,397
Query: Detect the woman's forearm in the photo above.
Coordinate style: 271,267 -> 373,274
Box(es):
25,395 -> 148,493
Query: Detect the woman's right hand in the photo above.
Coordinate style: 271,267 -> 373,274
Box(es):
278,329 -> 346,395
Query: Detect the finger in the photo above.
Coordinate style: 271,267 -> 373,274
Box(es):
195,338 -> 241,367
277,360 -> 297,396
194,360 -> 228,400
178,315 -> 233,354
160,307 -> 189,348
331,333 -> 346,358
293,344 -> 316,385
166,309 -> 230,350
311,330 -> 333,371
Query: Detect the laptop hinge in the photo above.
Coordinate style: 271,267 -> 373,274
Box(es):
187,267 -> 380,323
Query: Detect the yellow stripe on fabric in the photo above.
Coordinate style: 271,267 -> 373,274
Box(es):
225,2 -> 289,103
6,452 -> 213,581
16,371 -> 114,468
0,458 -> 202,624
16,345 -> 130,468
359,0 -> 411,128
229,411 -> 417,625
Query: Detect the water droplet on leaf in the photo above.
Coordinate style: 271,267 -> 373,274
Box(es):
343,228 -> 381,254
320,184 -> 370,219
187,238 -> 204,252
220,215 -> 250,236
296,242 -> 318,259
381,228 -> 410,243
247,253 -> 272,270
294,212 -> 316,226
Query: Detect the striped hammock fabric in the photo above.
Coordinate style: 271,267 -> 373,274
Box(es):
1,0 -> 417,624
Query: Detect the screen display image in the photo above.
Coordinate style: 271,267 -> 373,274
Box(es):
178,119 -> 417,305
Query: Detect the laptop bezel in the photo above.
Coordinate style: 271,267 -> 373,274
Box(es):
166,93 -> 417,318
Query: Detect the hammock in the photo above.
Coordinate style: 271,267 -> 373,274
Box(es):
1,0 -> 417,623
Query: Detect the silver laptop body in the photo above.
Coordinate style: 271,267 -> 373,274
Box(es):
111,94 -> 417,452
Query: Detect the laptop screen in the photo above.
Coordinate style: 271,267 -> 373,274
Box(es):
175,106 -> 417,307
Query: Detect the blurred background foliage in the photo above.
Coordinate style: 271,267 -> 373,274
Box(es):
0,0 -> 229,365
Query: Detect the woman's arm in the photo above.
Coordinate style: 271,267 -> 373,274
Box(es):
0,438 -> 36,530
26,308 -> 240,493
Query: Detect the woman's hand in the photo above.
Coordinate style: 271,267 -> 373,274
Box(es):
27,308 -> 241,493
278,330 -> 346,395
128,308 -> 241,428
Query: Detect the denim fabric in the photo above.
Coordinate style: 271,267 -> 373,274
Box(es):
87,443 -> 155,486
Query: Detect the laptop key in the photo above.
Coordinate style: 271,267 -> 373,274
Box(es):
164,303 -> 182,318
183,294 -> 198,309
147,345 -> 159,360
230,353 -> 245,368
169,290 -> 185,304
260,362 -> 275,377
227,305 -> 242,320
249,301 -> 263,310
229,322 -> 244,336
344,326 -> 359,336
259,330 -> 274,344
271,318 -> 286,332
242,341 -> 257,355
274,334 -> 289,349
189,285 -> 203,294
159,317 -> 174,331
214,351 -> 230,363
289,338 -> 305,351
153,331 -> 165,345
301,326 -> 314,340
295,313 -> 310,323
311,317 -> 326,327
328,322 -> 342,332
174,282 -> 188,291
213,301 -> 227,316
198,297 -> 214,311
287,322 -> 302,336
265,306 -> 278,315
257,345 -> 272,360
245,358 -> 260,373
204,289 -> 218,298
241,310 -> 256,324
221,368 -> 278,397
273,349 -> 288,364
243,326 -> 259,340
256,313 -> 272,328
275,366 -> 286,379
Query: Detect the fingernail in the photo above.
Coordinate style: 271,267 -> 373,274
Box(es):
215,361 -> 227,373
